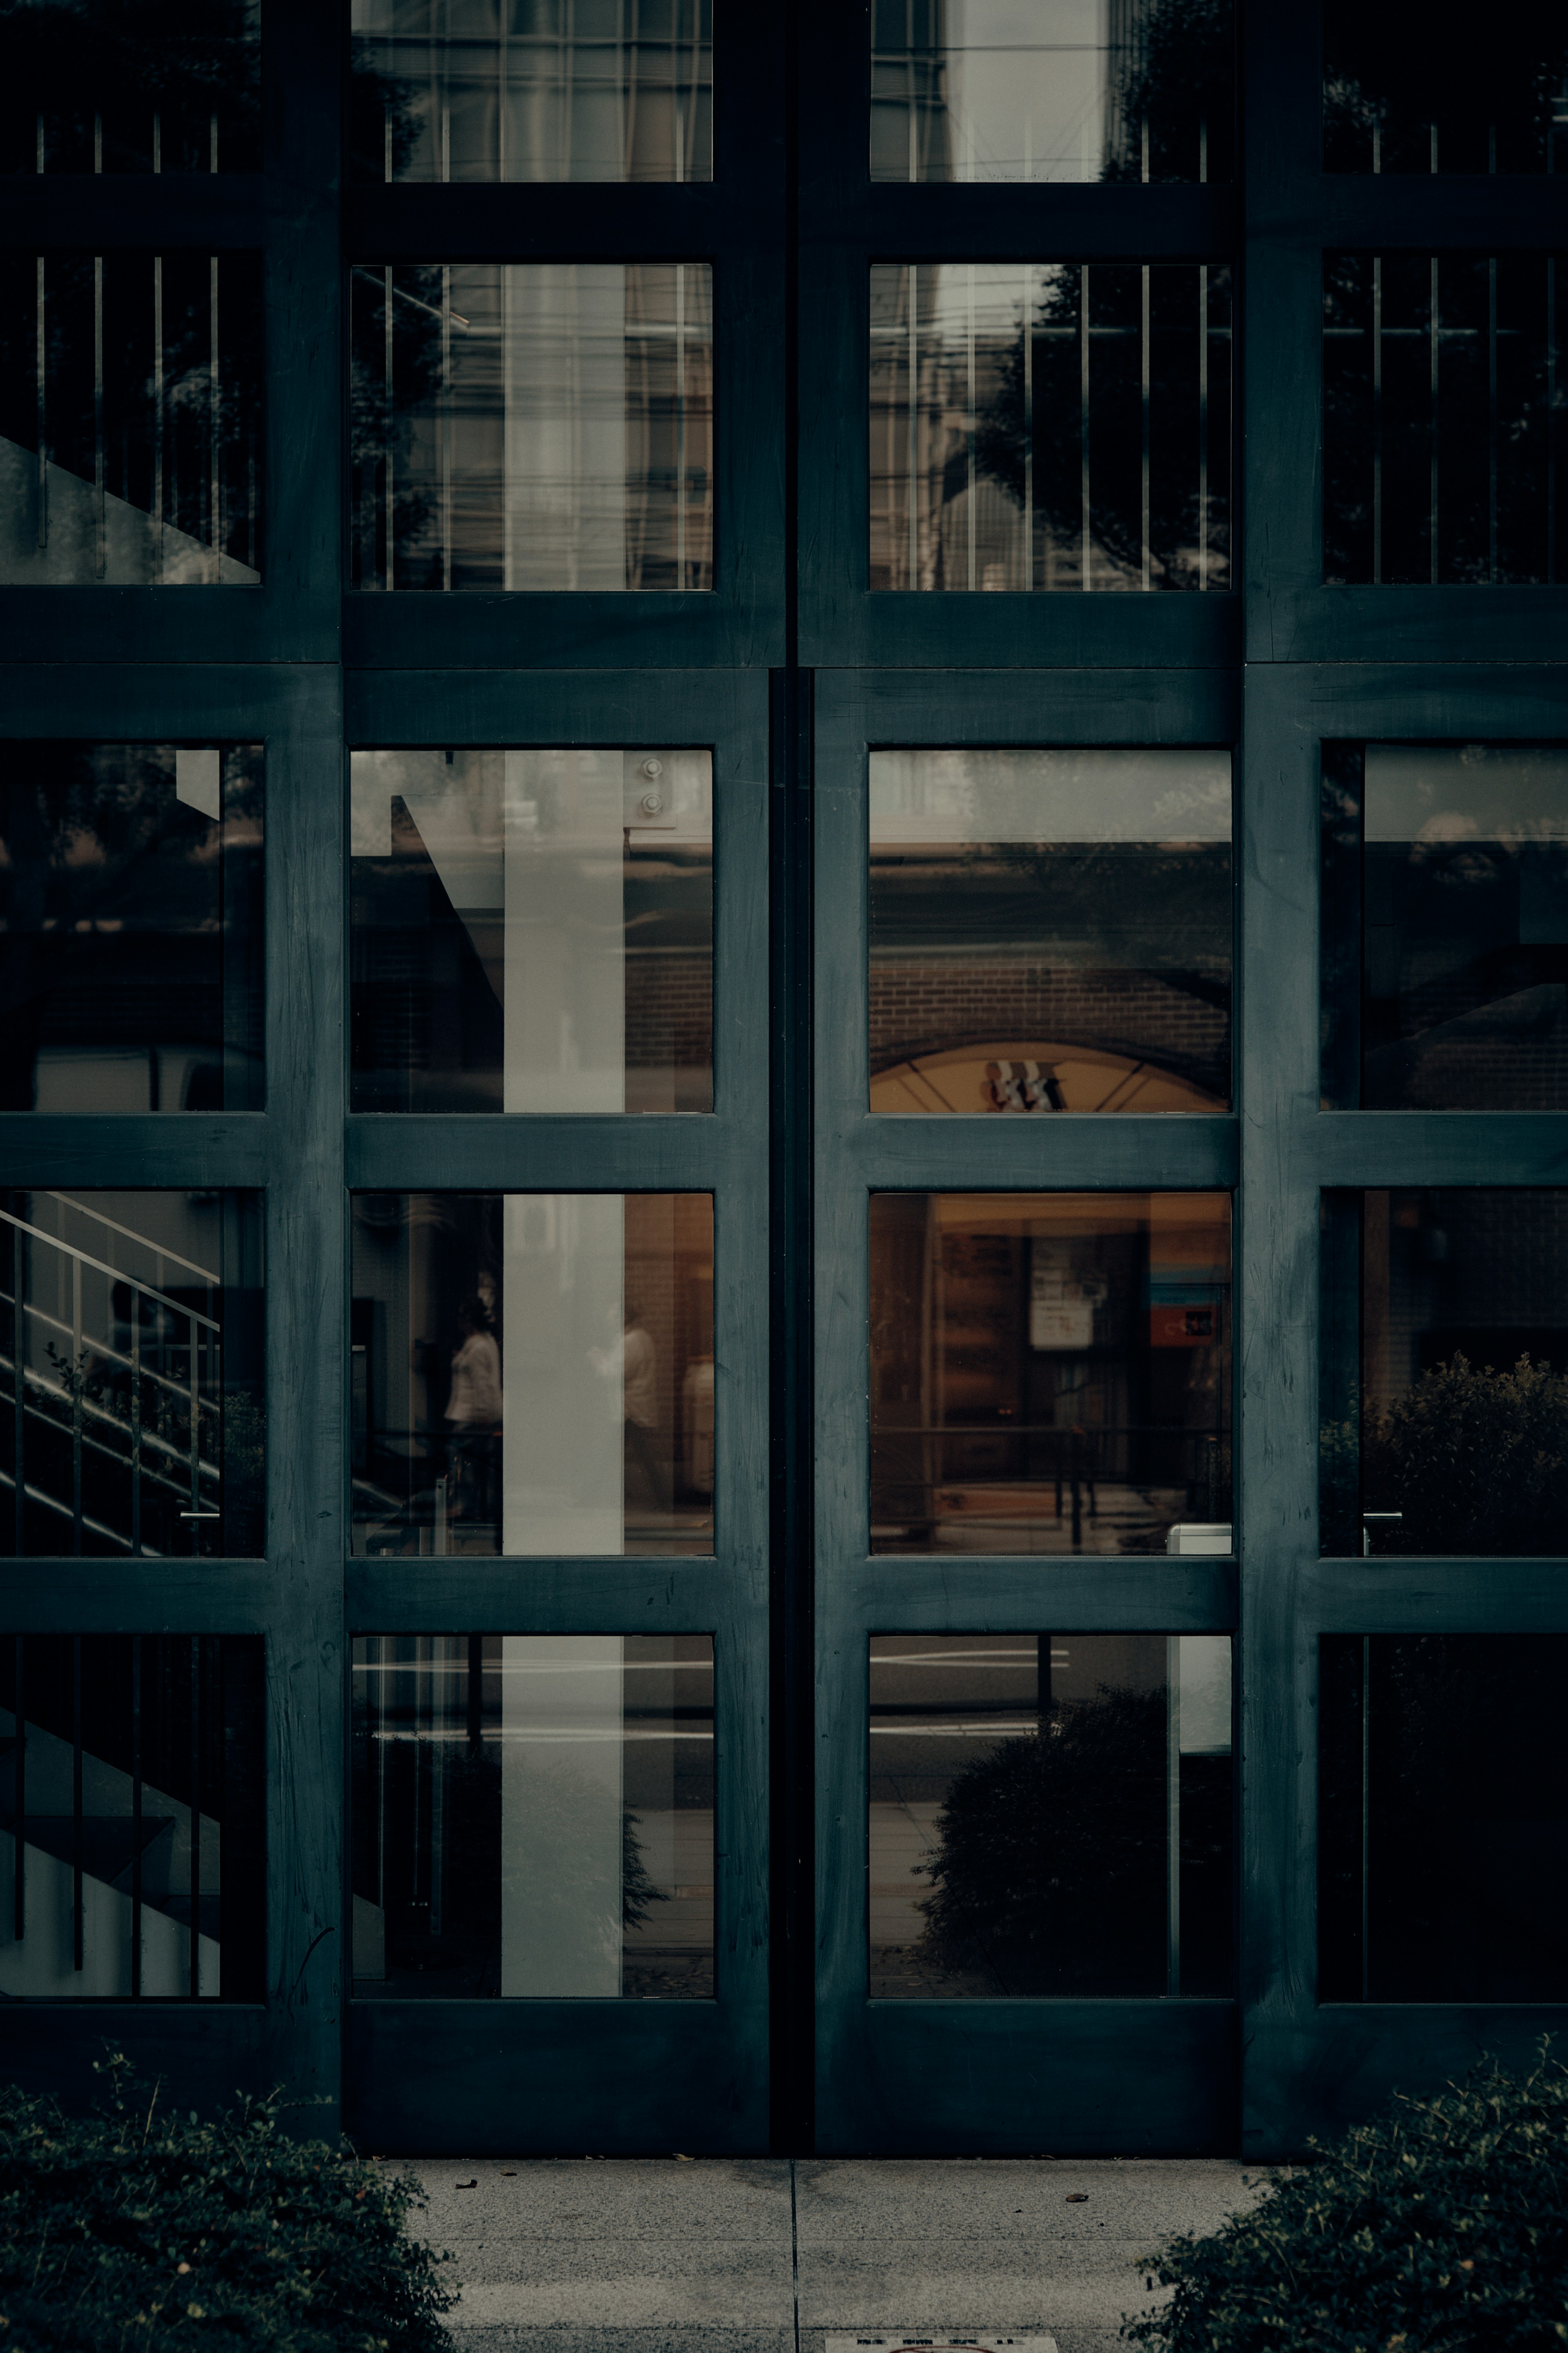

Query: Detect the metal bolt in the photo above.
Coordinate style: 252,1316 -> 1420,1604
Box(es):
639,791 -> 664,815
640,757 -> 664,779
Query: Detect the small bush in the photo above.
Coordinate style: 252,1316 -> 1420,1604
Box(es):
1125,2043 -> 1568,2352
0,2050 -> 456,2350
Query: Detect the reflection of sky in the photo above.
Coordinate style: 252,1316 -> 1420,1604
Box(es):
887,0 -> 1110,182
1366,745 -> 1568,845
870,748 -> 1232,843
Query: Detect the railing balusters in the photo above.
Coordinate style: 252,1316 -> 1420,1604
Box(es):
130,1285 -> 142,1557
11,1223 -> 23,1556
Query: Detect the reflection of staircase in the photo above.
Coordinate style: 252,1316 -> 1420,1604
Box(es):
0,1196 -> 222,1555
0,436 -> 260,586
0,1714 -> 221,1998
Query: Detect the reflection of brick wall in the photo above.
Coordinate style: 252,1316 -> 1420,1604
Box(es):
625,948 -> 713,1073
868,961 -> 1229,1095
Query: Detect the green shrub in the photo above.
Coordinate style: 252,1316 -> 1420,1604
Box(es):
0,2051 -> 456,2350
1125,2044 -> 1568,2351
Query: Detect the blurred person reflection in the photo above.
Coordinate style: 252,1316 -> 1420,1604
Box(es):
444,1297 -> 501,1538
592,1300 -> 666,1517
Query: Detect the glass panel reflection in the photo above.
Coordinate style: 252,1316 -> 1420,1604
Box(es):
871,0 -> 1234,185
351,0 -> 711,184
1,1190 -> 265,1558
350,261 -> 712,592
1322,744 -> 1568,1111
1321,1189 -> 1568,1556
870,1633 -> 1232,1997
870,262 -> 1231,592
0,251 -> 262,585
0,741 -> 263,1113
1324,253 -> 1565,586
0,0 -> 261,174
870,748 -> 1231,1114
352,1633 -> 713,1998
0,1634 -> 265,1998
351,1192 -> 713,1557
870,1193 -> 1232,1557
351,748 -> 711,1113
1321,1635 -> 1568,2000
1324,2 -> 1568,174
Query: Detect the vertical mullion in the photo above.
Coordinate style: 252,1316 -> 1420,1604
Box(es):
1166,1637 -> 1181,1996
441,265 -> 453,591
906,264 -> 918,590
153,255 -> 164,582
384,265 -> 395,591
1079,264 -> 1091,589
12,1226 -> 24,1556
1439,254 -> 1448,588
34,256 -> 46,553
12,1639 -> 24,1946
130,1635 -> 143,1999
70,1256 -> 82,1555
1140,263 -> 1150,591
1359,1634 -> 1370,2004
210,254 -> 222,582
1372,256 -> 1382,584
94,255 -> 105,580
1488,256 -> 1497,585
189,1638 -> 202,1996
129,1282 -> 142,1555
1549,256 -> 1557,584
965,262 -> 976,592
71,1635 -> 82,1973
1198,262 -> 1209,590
1022,262 -> 1033,588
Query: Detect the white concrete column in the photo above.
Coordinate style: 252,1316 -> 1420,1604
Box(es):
499,1634 -> 624,1997
501,1191 -> 624,1555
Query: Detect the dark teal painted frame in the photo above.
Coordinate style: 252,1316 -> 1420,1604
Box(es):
6,0 -> 1568,2159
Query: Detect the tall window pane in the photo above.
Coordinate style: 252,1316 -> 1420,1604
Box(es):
351,748 -> 712,1113
352,1633 -> 714,1998
870,748 -> 1231,1113
0,0 -> 261,174
1322,743 -> 1568,1111
350,261 -> 713,591
1321,1189 -> 1568,1556
1321,1635 -> 1568,2000
0,741 -> 263,1114
0,1633 -> 265,1998
870,1193 -> 1232,1557
0,251 -> 263,584
870,261 -> 1232,592
351,1192 -> 714,1558
1324,1 -> 1568,174
1,1190 -> 265,1558
350,0 -> 712,184
870,0 -> 1235,185
870,1633 -> 1233,1997
1324,253 -> 1564,585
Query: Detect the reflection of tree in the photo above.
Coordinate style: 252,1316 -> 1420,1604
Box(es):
1356,1354 -> 1568,1557
347,37 -> 427,184
919,1686 -> 1172,1996
1324,1 -> 1567,172
967,263 -> 1228,590
349,267 -> 446,588
0,0 -> 259,171
1100,0 -> 1235,186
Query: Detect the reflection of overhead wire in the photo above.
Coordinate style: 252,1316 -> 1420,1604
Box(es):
352,262 -> 468,328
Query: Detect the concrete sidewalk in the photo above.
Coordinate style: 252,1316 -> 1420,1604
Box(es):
394,2154 -> 1265,2353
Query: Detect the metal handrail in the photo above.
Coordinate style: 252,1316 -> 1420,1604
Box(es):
2,1199 -> 225,1556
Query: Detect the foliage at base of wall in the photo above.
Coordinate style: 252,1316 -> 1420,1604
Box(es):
1124,2043 -> 1568,2351
0,2051 -> 457,2351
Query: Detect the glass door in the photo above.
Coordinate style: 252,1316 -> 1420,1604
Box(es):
810,676 -> 1241,2153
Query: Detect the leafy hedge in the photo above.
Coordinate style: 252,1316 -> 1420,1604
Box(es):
1125,2045 -> 1568,2352
0,2052 -> 456,2350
